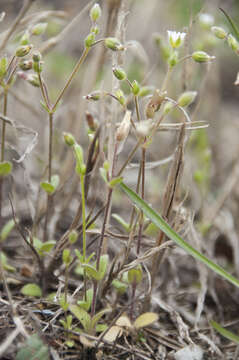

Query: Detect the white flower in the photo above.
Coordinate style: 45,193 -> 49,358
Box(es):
167,30 -> 186,49
199,13 -> 214,29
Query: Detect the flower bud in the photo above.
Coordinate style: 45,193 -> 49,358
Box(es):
18,71 -> 39,86
199,13 -> 214,29
112,66 -> 126,80
63,249 -> 72,266
0,57 -> 7,79
32,51 -> 42,62
227,34 -> 239,52
168,50 -> 178,67
84,90 -> 101,101
19,59 -> 33,71
90,25 -> 99,35
85,111 -> 98,131
163,101 -> 174,114
211,26 -> 227,40
27,73 -> 40,87
177,91 -> 197,107
116,110 -> 131,142
15,44 -> 32,57
167,30 -> 186,49
90,3 -> 102,23
131,80 -> 140,95
115,89 -> 126,106
63,132 -> 76,146
73,144 -> 86,176
105,37 -> 124,51
69,230 -> 78,244
31,22 -> 47,36
85,33 -> 95,48
192,51 -> 215,63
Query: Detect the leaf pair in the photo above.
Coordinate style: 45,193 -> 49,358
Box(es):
40,174 -> 59,194
69,305 -> 110,335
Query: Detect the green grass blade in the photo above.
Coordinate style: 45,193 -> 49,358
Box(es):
220,8 -> 239,41
120,182 -> 239,288
210,320 -> 239,345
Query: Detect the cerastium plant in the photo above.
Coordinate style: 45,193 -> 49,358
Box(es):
1,2 -> 239,358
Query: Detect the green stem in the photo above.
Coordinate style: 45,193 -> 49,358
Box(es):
1,90 -> 7,162
134,95 -> 140,123
0,89 -> 8,218
80,173 -> 86,261
52,47 -> 90,112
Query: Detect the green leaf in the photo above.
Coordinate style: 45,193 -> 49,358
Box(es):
59,297 -> 69,311
28,237 -> 44,256
40,175 -> 59,194
69,305 -> 91,332
77,288 -> 93,311
99,254 -> 109,280
21,283 -> 42,297
65,340 -> 75,348
16,334 -> 50,360
220,8 -> 239,41
112,213 -> 130,232
1,219 -> 15,242
0,161 -> 12,176
91,308 -> 111,329
96,324 -> 108,333
112,279 -> 128,294
108,176 -> 123,188
120,182 -> 239,289
83,263 -> 101,281
40,181 -> 55,194
0,252 -> 16,272
128,265 -> 143,284
40,240 -> 56,253
210,320 -> 239,345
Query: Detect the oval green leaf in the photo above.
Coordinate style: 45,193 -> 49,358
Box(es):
134,312 -> 158,329
0,161 -> 12,176
21,283 -> 42,297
